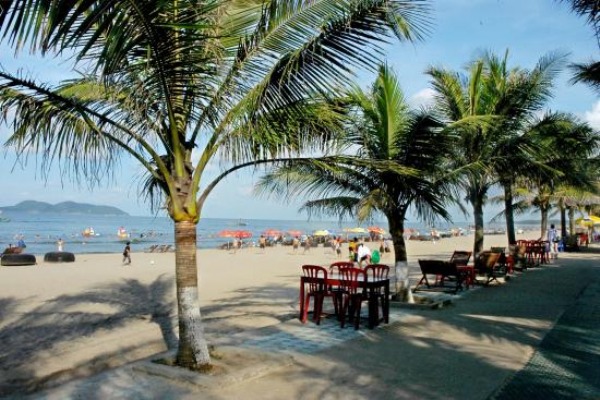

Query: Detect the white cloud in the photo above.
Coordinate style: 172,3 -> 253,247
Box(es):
583,101 -> 600,130
409,88 -> 436,109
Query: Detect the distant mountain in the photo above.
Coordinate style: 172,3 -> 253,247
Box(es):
0,201 -> 129,216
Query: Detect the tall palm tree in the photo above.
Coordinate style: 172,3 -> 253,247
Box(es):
256,64 -> 457,300
0,0 -> 433,369
427,51 -> 565,255
494,113 -> 582,244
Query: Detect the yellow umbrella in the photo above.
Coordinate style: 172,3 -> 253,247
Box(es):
576,216 -> 600,226
313,230 -> 332,236
343,227 -> 368,233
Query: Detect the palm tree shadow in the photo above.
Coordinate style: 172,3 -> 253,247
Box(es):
0,274 -> 176,397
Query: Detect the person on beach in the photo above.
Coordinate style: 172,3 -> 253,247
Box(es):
57,238 -> 64,252
334,237 -> 342,258
547,224 -> 558,259
348,237 -> 358,263
122,241 -> 131,265
384,238 -> 392,253
303,236 -> 311,253
259,235 -> 266,251
357,242 -> 371,267
292,236 -> 300,253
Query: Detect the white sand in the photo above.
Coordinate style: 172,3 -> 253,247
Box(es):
0,231 -> 540,394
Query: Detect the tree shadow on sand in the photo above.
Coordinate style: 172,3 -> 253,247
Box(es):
0,274 -> 176,397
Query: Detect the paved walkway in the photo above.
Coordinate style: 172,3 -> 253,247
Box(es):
18,249 -> 600,399
490,277 -> 600,399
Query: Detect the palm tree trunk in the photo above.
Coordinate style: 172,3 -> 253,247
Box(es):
540,205 -> 549,239
388,211 -> 412,302
473,194 -> 485,257
568,206 -> 575,236
560,202 -> 567,239
503,182 -> 516,244
174,220 -> 211,369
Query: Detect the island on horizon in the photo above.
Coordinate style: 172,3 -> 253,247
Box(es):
0,200 -> 129,216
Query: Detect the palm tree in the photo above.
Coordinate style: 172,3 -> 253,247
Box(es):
256,64 -> 457,301
559,0 -> 600,38
515,115 -> 600,239
0,0 -> 433,369
427,51 -> 565,255
494,113 -> 582,244
558,0 -> 600,91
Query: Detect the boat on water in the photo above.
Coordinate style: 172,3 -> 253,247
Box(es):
237,218 -> 247,226
117,226 -> 130,239
82,227 -> 99,237
0,211 -> 9,222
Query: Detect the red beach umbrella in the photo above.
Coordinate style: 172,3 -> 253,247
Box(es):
367,226 -> 386,235
263,229 -> 282,238
287,230 -> 303,237
218,229 -> 252,239
218,230 -> 237,238
234,230 -> 252,239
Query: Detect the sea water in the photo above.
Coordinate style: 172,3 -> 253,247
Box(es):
0,211 -> 514,255
0,212 -> 400,254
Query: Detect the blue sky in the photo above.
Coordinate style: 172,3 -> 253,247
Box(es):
0,0 -> 598,222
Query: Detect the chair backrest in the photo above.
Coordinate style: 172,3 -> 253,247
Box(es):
449,251 -> 471,266
475,251 -> 501,272
329,261 -> 354,276
364,264 -> 390,281
339,267 -> 365,294
302,265 -> 328,292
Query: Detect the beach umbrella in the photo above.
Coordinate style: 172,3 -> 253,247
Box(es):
262,229 -> 282,238
234,230 -> 252,239
287,230 -> 303,237
217,229 -> 237,238
575,215 -> 600,227
367,226 -> 386,235
218,229 -> 252,239
313,230 -> 331,236
343,227 -> 368,234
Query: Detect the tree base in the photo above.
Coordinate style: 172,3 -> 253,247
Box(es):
391,287 -> 414,303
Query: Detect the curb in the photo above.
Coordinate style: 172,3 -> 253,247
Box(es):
132,346 -> 295,389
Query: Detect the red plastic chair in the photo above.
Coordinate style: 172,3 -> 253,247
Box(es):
301,265 -> 328,325
329,261 -> 354,276
327,261 -> 354,318
364,264 -> 390,323
338,267 -> 367,329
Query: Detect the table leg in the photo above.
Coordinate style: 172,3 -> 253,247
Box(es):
383,280 -> 389,324
368,286 -> 377,329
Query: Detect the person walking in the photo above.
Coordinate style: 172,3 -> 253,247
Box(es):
547,224 -> 559,259
57,238 -> 64,252
122,241 -> 132,265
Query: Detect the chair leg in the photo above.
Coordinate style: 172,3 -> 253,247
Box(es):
339,295 -> 349,328
353,297 -> 362,330
302,294 -> 311,323
315,293 -> 324,325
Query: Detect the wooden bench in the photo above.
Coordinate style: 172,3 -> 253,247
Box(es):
415,259 -> 468,294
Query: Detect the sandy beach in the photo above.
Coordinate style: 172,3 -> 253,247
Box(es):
0,231 -> 542,396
